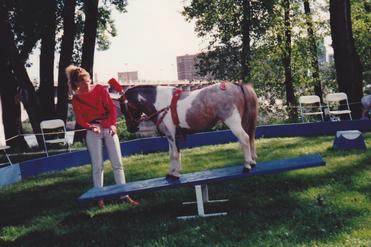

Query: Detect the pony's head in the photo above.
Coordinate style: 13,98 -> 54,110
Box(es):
119,89 -> 143,133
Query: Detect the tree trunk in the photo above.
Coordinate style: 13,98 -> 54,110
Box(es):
57,0 -> 77,122
0,6 -> 42,144
304,0 -> 323,102
81,0 -> 99,77
329,0 -> 363,118
38,0 -> 57,120
0,62 -> 28,150
241,0 -> 251,82
19,37 -> 40,63
282,0 -> 296,119
76,0 -> 99,142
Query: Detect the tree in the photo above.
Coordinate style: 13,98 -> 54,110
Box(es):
241,0 -> 251,81
281,0 -> 296,118
0,0 -> 128,147
56,0 -> 77,122
183,0 -> 275,82
351,0 -> 371,85
303,0 -> 322,101
0,4 -> 42,146
38,0 -> 57,120
0,62 -> 28,150
81,0 -> 99,77
329,0 -> 363,118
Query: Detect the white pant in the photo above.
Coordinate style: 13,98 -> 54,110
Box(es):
86,128 -> 126,187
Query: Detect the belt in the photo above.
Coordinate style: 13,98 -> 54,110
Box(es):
89,120 -> 102,124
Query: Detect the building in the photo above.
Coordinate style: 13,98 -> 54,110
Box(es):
176,54 -> 207,81
117,71 -> 139,83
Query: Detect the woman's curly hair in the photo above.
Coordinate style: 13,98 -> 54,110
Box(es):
65,65 -> 90,91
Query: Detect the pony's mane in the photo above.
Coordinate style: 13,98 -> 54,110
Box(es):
124,85 -> 161,102
125,85 -> 157,93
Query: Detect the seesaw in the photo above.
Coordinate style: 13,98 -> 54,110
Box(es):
79,154 -> 325,219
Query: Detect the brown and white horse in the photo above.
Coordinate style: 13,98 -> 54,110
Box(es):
113,81 -> 258,180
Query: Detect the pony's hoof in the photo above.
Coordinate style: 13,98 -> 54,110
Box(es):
165,174 -> 180,181
250,163 -> 256,168
242,166 -> 251,173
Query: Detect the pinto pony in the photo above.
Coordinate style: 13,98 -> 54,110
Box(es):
109,79 -> 258,180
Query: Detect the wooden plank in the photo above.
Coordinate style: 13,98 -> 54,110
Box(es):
79,154 -> 325,202
0,164 -> 22,186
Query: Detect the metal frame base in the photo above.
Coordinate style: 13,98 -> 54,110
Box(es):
177,184 -> 228,219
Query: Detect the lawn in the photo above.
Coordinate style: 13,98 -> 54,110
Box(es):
0,133 -> 370,247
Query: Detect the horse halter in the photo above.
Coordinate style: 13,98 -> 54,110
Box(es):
119,94 -> 141,125
120,93 -> 171,128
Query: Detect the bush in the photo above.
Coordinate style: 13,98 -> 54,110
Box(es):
117,117 -> 137,141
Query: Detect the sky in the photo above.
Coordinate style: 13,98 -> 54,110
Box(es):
27,0 -> 207,83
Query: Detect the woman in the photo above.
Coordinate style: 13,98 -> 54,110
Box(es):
66,65 -> 138,208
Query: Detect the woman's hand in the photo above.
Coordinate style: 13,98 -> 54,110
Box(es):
92,126 -> 101,134
109,125 -> 117,136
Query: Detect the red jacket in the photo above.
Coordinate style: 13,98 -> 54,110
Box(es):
72,85 -> 116,129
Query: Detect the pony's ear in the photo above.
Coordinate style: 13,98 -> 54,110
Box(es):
108,78 -> 123,93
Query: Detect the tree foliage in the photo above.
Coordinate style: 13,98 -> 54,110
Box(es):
183,0 -> 275,81
351,0 -> 371,84
183,0 -> 369,121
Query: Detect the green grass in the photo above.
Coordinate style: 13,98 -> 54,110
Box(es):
0,134 -> 370,247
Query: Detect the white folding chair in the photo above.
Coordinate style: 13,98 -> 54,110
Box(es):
0,145 -> 12,165
298,95 -> 324,122
40,119 -> 71,156
325,93 -> 352,120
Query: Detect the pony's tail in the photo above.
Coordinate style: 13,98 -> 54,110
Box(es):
241,83 -> 258,139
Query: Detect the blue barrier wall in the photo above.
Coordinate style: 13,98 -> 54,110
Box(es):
256,119 -> 371,138
122,119 -> 371,155
1,119 -> 370,186
20,150 -> 91,179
